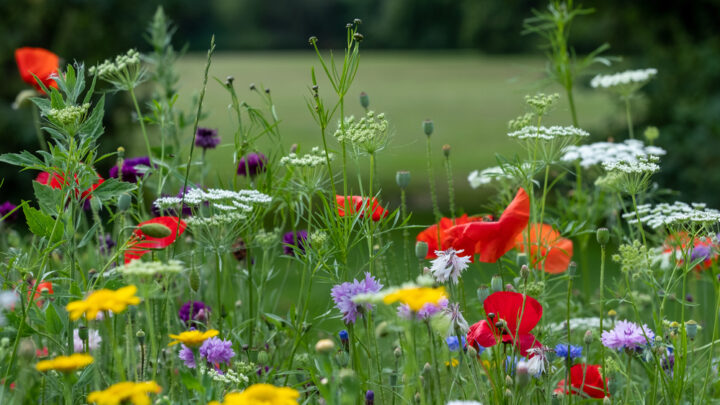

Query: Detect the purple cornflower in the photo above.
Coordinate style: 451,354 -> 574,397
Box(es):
283,230 -> 308,256
691,244 -> 713,262
365,390 -> 374,405
554,343 -> 583,360
0,201 -> 18,222
99,234 -> 116,255
178,345 -> 196,368
601,320 -> 655,350
178,301 -> 211,326
199,337 -> 235,365
237,152 -> 267,176
195,127 -> 221,150
331,273 -> 383,324
110,156 -> 152,183
397,297 -> 449,320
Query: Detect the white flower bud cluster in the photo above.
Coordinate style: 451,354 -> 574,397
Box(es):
590,68 -> 657,89
547,317 -> 604,333
468,166 -> 512,188
205,367 -> 248,385
280,146 -> 333,167
255,228 -> 279,249
185,212 -> 247,227
89,49 -> 141,77
308,230 -> 328,248
602,155 -> 660,174
48,103 -> 90,126
623,201 -> 720,229
334,111 -> 389,152
562,139 -> 666,169
154,188 -> 272,212
507,125 -> 589,141
119,260 -> 184,276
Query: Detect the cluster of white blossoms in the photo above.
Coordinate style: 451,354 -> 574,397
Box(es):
590,68 -> 658,89
602,155 -> 660,174
119,260 -> 184,276
623,201 -> 720,229
89,49 -> 141,77
547,317 -> 604,333
279,146 -> 333,168
0,291 -> 18,326
48,103 -> 90,126
562,139 -> 667,169
334,111 -> 388,152
507,125 -> 590,141
154,188 -> 271,212
186,212 -> 247,227
467,163 -> 531,189
204,367 -> 248,385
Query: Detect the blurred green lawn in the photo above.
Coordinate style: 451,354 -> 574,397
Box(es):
168,51 -> 615,211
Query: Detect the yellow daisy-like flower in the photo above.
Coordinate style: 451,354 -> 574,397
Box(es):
35,353 -> 94,373
168,329 -> 219,347
383,286 -> 447,312
88,381 -> 162,405
66,285 -> 141,321
445,358 -> 459,367
208,384 -> 300,405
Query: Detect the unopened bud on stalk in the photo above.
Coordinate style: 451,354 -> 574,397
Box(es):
686,320 -> 699,340
189,268 -> 200,292
18,339 -> 36,361
339,368 -> 355,383
414,393 -> 421,403
603,396 -> 611,405
394,347 -> 403,358
477,285 -> 490,303
467,345 -> 477,357
359,92 -> 370,109
422,362 -> 432,376
308,36 -> 318,45
491,275 -> 503,292
249,83 -> 257,90
504,283 -> 516,292
568,261 -> 577,276
289,143 -> 298,154
442,144 -> 451,157
136,330 -> 146,344
396,171 -> 411,189
607,309 -> 617,318
520,265 -> 530,280
117,146 -> 125,159
353,33 -> 364,42
78,326 -> 88,341
504,388 -> 513,399
422,119 -> 434,136
139,223 -> 172,238
117,193 -> 132,211
257,351 -> 269,364
505,375 -> 513,387
596,228 -> 610,246
354,18 -> 362,25
644,126 -> 659,143
225,76 -> 234,86
415,241 -> 429,259
90,197 -> 102,213
584,330 -> 594,345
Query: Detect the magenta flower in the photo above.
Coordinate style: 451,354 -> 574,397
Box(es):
331,273 -> 383,324
237,152 -> 267,176
601,320 -> 655,350
0,201 -> 19,222
283,230 -> 308,256
178,301 -> 210,326
195,127 -> 221,150
110,156 -> 152,183
199,337 -> 235,365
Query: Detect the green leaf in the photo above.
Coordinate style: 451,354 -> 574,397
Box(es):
78,94 -> 105,141
23,205 -> 64,243
91,178 -> 136,201
32,181 -> 62,214
0,151 -> 45,169
179,370 -> 205,393
45,304 -> 63,335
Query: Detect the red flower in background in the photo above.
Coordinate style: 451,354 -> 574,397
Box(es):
467,291 -> 543,356
555,364 -> 608,399
663,233 -> 718,271
445,188 -> 530,263
336,195 -> 388,222
416,214 -> 490,259
27,280 -> 54,307
35,170 -> 105,203
515,224 -> 574,273
15,47 -> 59,92
124,216 -> 187,263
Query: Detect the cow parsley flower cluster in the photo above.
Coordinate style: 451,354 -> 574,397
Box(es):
602,155 -> 660,174
467,162 -> 531,188
547,317 -> 604,333
623,201 -> 720,229
334,111 -> 389,153
590,68 -> 657,89
89,49 -> 141,77
118,260 -> 184,277
154,188 -> 272,213
507,126 -> 589,141
280,146 -> 333,168
48,103 -> 91,126
562,139 -> 666,169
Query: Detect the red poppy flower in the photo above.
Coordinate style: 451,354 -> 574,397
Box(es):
467,291 -> 543,356
515,224 -> 573,273
555,364 -> 608,399
35,170 -> 104,203
27,280 -> 54,307
336,195 -> 388,221
416,214 -> 489,259
445,188 -> 530,263
124,216 -> 187,263
15,47 -> 59,92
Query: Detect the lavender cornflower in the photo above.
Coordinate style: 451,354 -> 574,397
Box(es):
283,230 -> 308,256
601,320 -> 655,350
110,156 -> 151,183
429,248 -> 471,284
73,328 -> 102,352
397,297 -> 449,320
555,343 -> 583,360
0,201 -> 18,222
195,127 -> 221,150
199,337 -> 235,365
237,152 -> 267,176
331,273 -> 383,324
178,301 -> 211,326
178,345 -> 196,368
691,244 -> 714,262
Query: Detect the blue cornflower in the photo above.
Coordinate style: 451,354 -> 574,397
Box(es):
555,343 -> 583,360
446,336 -> 467,351
339,330 -> 349,342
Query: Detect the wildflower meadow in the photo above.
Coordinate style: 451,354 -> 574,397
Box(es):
3,3 -> 720,405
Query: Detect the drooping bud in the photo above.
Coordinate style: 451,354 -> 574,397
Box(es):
375,321 -> 389,339
414,393 -> 421,404
359,92 -> 370,109
596,228 -> 610,246
415,241 -> 429,259
189,268 -> 200,292
139,223 -> 172,238
394,347 -> 403,358
491,275 -> 503,292
225,76 -> 234,86
422,119 -> 434,136
117,193 -> 132,211
477,285 -> 490,303
396,171 -> 411,189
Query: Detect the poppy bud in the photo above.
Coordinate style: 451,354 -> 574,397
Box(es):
422,362 -> 432,376
189,268 -> 200,292
415,241 -> 429,259
396,171 -> 411,189
504,388 -> 512,399
117,193 -> 132,211
422,119 -> 434,136
487,312 -> 496,320
414,393 -> 421,404
359,91 -> 370,109
505,375 -> 513,387
568,261 -> 577,276
136,330 -> 146,344
596,228 -> 610,246
644,126 -> 659,143
442,145 -> 451,158
685,320 -> 699,340
18,339 -> 36,362
375,321 -> 389,339
139,223 -> 172,238
584,330 -> 594,345
78,326 -> 88,341
520,265 -> 530,280
257,351 -> 269,364
477,285 -> 490,303
491,275 -> 503,292
394,347 -> 403,358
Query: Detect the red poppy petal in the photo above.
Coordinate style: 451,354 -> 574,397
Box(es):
15,48 -> 59,91
483,291 -> 542,336
514,333 -> 542,357
569,364 -> 607,399
467,320 -> 498,349
544,238 -> 573,273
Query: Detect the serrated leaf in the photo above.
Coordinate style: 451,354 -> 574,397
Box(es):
32,181 -> 62,214
0,151 -> 45,169
91,178 -> 136,201
23,205 -> 64,243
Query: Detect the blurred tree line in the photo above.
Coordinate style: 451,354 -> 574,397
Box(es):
1,0 -> 719,205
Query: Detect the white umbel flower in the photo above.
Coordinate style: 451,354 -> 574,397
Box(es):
590,68 -> 657,89
280,146 -> 334,167
508,125 -> 589,141
602,155 -> 660,174
119,260 -> 184,276
562,139 -> 666,169
547,317 -> 604,333
430,248 -> 471,284
154,188 -> 271,211
623,201 -> 720,229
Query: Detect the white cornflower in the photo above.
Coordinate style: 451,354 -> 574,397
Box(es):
526,346 -> 551,376
507,125 -> 590,141
547,317 -> 604,333
623,201 -> 720,229
429,248 -> 471,284
119,260 -> 184,276
73,328 -> 102,352
602,155 -> 660,174
590,68 -> 657,89
562,139 -> 666,169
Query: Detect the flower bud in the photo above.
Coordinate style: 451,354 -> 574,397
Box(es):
249,83 -> 257,91
644,126 -> 659,143
396,171 -> 411,189
257,350 -> 269,364
422,119 -> 434,136
504,388 -> 512,399
477,285 -> 490,303
568,261 -> 577,276
78,326 -> 88,341
189,268 -> 200,292
491,275 -> 503,292
442,144 -> 451,157
467,345 -> 477,357
354,18 -> 362,25
504,283 -> 516,293
607,309 -> 617,318
516,253 -> 528,267
339,368 -> 355,383
375,321 -> 389,339
422,362 -> 432,376
136,329 -> 146,344
89,196 -> 102,212
365,390 -> 374,405
603,396 -> 611,405
596,228 -> 610,246
117,193 -> 132,211
505,375 -> 513,387
415,241 -> 429,259
394,347 -> 403,358
685,320 -> 699,340
335,351 -> 349,367
359,92 -> 370,109
139,223 -> 172,238
117,146 -> 125,159
584,330 -> 594,345
225,76 -> 234,86
520,265 -> 530,280
414,393 -> 421,403
353,33 -> 364,42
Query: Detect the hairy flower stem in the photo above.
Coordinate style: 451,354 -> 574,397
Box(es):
400,187 -> 410,278
599,243 -> 607,395
444,153 -> 456,222
216,251 -> 224,335
699,272 -> 720,403
566,270 -> 572,401
129,88 -> 153,160
425,137 -> 442,244
625,96 -> 635,139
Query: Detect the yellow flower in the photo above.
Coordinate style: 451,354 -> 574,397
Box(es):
35,353 -> 94,373
445,358 -> 459,367
88,381 -> 162,405
66,285 -> 141,320
383,286 -> 447,312
168,329 -> 219,347
208,384 -> 300,405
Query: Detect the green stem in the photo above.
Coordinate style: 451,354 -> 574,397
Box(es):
599,244 -> 607,396
625,96 -> 634,139
129,88 -> 153,158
